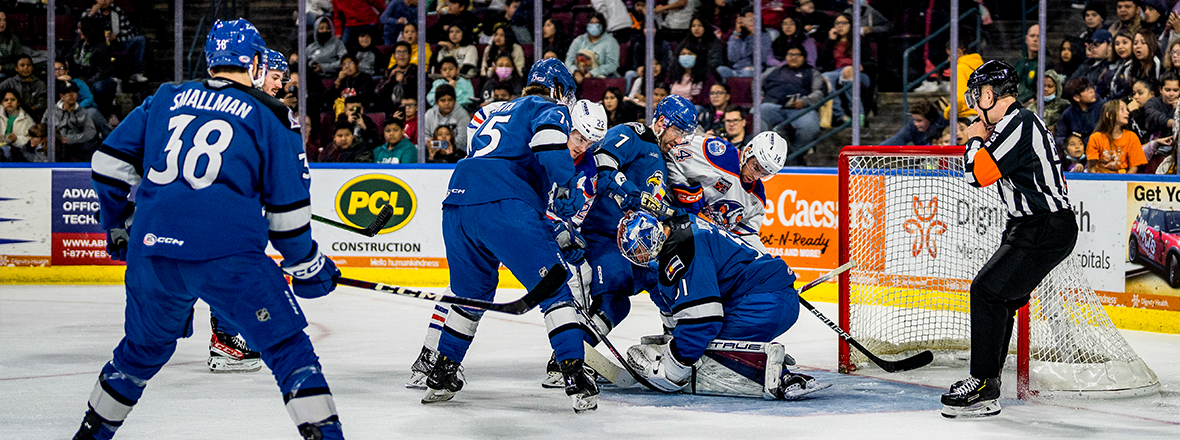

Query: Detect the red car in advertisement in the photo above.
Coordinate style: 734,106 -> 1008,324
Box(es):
1128,205 -> 1180,287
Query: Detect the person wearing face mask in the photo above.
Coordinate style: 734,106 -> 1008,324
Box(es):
481,24 -> 526,78
307,16 -> 347,76
566,14 -> 621,78
479,55 -> 524,104
668,43 -> 711,105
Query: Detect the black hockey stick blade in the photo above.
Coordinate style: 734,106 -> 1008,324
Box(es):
312,214 -> 370,236
312,204 -> 394,237
339,263 -> 566,314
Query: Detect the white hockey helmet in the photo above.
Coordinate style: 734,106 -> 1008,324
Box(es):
742,131 -> 789,180
569,99 -> 609,143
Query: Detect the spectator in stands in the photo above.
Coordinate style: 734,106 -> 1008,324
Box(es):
819,13 -> 871,122
333,0 -> 383,47
304,0 -> 333,24
340,95 -> 381,147
571,49 -> 603,86
81,0 -> 148,83
373,118 -> 418,164
566,14 -> 621,78
540,18 -> 571,64
881,99 -> 946,146
427,0 -> 478,44
397,22 -> 431,70
1029,70 -> 1070,133
380,0 -> 418,45
760,45 -> 822,156
1145,71 -> 1179,135
375,42 -> 417,111
349,30 -> 383,77
1070,29 -> 1113,96
68,17 -> 115,119
426,125 -> 466,163
1056,77 -> 1104,147
475,0 -> 522,43
0,90 -> 32,160
1063,132 -> 1087,172
667,43 -> 710,105
593,0 -> 634,39
0,11 -> 24,81
943,37 -> 982,120
602,87 -> 638,126
1016,25 -> 1040,103
682,16 -> 726,81
655,0 -> 698,45
1163,39 -> 1180,78
319,120 -> 375,163
488,83 -> 515,104
933,126 -> 952,146
1128,29 -> 1161,84
53,61 -> 110,139
1054,37 -> 1086,79
717,7 -> 772,81
482,25 -> 526,77
843,0 -> 892,40
0,55 -> 45,120
10,122 -> 47,162
625,58 -> 665,107
1110,0 -> 1143,37
331,54 -> 376,110
1080,2 -> 1107,41
479,55 -> 524,104
44,81 -> 98,162
722,107 -> 751,150
428,57 -> 477,109
794,0 -> 827,36
694,0 -> 736,41
1141,0 -> 1169,37
423,84 -> 470,150
698,83 -> 736,135
393,96 -> 419,143
1102,30 -> 1136,100
432,26 -> 479,78
1087,99 -> 1147,173
1128,79 -> 1155,139
309,17 -> 348,76
771,15 -> 817,69
1150,1 -> 1180,50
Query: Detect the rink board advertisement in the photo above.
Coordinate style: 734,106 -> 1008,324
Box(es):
2,165 -> 1179,321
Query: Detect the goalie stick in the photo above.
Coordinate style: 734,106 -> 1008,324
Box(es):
337,264 -> 566,314
800,261 -> 934,373
311,204 -> 394,237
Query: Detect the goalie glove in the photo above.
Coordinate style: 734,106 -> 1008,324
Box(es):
282,242 -> 341,299
626,341 -> 692,393
550,220 -> 586,264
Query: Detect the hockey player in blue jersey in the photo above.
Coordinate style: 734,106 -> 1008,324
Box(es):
569,95 -> 698,372
419,58 -> 601,413
617,211 -> 831,400
77,20 -> 343,439
207,47 -> 291,374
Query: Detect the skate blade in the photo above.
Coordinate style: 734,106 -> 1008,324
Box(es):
421,388 -> 457,404
571,394 -> 598,414
781,381 -> 833,400
941,399 -> 1001,419
208,357 -> 262,373
541,372 -> 565,389
406,373 -> 428,390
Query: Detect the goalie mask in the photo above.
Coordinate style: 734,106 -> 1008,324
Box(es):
741,131 -> 788,182
617,211 -> 666,269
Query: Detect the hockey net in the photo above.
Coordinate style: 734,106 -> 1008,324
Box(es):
837,145 -> 1159,399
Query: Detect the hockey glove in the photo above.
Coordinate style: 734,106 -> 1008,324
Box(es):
670,183 -> 707,215
106,228 -> 129,262
551,220 -> 587,264
626,341 -> 692,393
282,243 -> 341,299
550,172 -> 588,218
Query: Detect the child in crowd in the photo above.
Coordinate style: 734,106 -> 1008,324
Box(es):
427,57 -> 476,108
373,118 -> 417,164
1087,100 -> 1147,173
1064,132 -> 1087,172
426,125 -> 465,163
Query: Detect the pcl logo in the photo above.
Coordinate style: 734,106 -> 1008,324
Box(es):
334,174 -> 417,234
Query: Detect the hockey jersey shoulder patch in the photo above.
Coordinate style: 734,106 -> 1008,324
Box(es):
658,216 -> 696,286
703,137 -> 741,178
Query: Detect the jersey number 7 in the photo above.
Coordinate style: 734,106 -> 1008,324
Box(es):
147,115 -> 235,190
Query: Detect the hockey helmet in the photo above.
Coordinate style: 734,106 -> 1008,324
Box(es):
526,58 -> 578,105
742,131 -> 789,181
206,19 -> 269,88
266,48 -> 288,72
617,210 -> 667,269
654,95 -> 698,134
570,99 -> 609,143
965,60 -> 1018,110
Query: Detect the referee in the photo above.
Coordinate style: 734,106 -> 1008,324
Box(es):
941,60 -> 1077,418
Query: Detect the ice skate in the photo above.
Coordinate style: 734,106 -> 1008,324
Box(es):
541,352 -> 565,388
208,318 -> 261,373
774,372 -> 831,400
941,377 -> 1001,419
422,354 -> 464,404
560,358 -> 599,413
407,347 -> 438,390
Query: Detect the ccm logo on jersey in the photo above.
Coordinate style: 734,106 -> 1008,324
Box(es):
143,233 -> 184,247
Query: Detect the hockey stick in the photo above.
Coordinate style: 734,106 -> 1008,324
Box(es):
337,264 -> 566,314
798,261 -> 934,373
311,204 -> 394,237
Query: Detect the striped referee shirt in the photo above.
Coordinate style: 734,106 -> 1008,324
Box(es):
964,102 -> 1071,218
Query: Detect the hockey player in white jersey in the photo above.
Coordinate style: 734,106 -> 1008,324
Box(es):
665,131 -> 788,252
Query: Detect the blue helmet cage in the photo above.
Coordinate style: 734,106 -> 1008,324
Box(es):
616,211 -> 667,269
205,19 -> 269,88
654,95 -> 698,133
526,58 -> 578,105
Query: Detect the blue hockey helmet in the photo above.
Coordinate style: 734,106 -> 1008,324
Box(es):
526,58 -> 577,105
654,95 -> 698,134
617,211 -> 667,269
265,48 -> 288,72
205,19 -> 268,87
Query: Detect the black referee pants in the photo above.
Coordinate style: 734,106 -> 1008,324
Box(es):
969,210 -> 1078,379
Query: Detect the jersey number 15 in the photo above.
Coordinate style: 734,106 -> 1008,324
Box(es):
147,115 -> 234,190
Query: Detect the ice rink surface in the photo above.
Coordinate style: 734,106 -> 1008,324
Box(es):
3,284 -> 1178,439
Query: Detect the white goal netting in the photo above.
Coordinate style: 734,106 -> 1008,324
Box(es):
839,150 -> 1159,397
